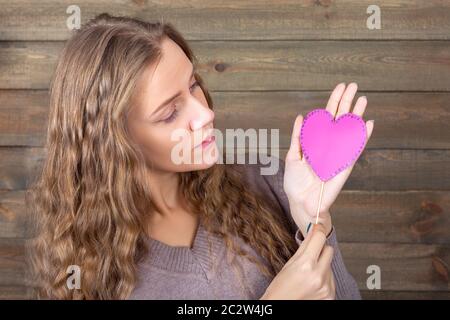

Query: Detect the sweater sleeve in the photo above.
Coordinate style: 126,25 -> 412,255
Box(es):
256,156 -> 362,300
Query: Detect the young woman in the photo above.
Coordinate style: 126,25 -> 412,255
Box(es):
26,13 -> 373,300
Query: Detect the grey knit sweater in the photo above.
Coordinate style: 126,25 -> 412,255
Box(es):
128,158 -> 361,300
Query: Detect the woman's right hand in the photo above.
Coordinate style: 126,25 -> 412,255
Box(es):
260,223 -> 336,300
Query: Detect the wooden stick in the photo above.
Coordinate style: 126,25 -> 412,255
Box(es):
315,181 -> 325,224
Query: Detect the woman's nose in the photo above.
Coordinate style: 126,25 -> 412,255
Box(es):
189,99 -> 215,131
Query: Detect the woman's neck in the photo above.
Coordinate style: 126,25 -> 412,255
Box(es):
147,169 -> 183,215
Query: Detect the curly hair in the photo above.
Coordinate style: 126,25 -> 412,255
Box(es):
25,13 -> 298,299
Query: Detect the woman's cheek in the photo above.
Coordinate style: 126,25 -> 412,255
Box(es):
166,129 -> 191,164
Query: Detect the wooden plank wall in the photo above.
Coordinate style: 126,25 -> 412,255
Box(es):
0,0 -> 450,299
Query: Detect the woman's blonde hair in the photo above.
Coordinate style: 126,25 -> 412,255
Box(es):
25,13 -> 297,299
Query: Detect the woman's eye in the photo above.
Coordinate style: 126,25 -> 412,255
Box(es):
161,81 -> 199,123
162,109 -> 178,123
190,80 -> 199,92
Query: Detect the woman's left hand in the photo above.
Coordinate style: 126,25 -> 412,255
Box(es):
283,82 -> 375,237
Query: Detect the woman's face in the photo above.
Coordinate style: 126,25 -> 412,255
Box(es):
126,38 -> 219,173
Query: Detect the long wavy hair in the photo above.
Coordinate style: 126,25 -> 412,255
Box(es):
25,13 -> 298,300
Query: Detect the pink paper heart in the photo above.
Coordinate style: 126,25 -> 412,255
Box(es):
300,109 -> 367,182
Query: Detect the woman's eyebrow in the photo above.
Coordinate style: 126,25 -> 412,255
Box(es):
150,65 -> 196,116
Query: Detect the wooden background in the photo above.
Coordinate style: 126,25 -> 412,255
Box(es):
0,0 -> 450,299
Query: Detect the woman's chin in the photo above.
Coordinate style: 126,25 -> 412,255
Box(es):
172,142 -> 220,172
192,143 -> 220,169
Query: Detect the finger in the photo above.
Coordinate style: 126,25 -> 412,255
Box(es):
354,119 -> 374,155
325,83 -> 346,119
324,271 -> 336,300
288,114 -> 305,161
352,95 -> 367,117
351,95 -> 373,143
317,245 -> 334,272
329,272 -> 336,300
303,223 -> 327,262
336,82 -> 358,119
291,223 -> 319,260
291,229 -> 314,261
366,119 -> 374,141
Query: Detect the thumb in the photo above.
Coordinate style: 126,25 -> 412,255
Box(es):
288,114 -> 304,160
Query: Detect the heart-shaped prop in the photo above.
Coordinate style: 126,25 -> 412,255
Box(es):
300,109 -> 367,182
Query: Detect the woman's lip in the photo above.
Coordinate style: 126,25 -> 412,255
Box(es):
201,135 -> 215,148
195,134 -> 214,148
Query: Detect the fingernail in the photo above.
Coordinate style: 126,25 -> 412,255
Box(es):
369,119 -> 374,125
306,222 -> 312,234
312,223 -> 326,236
361,96 -> 367,100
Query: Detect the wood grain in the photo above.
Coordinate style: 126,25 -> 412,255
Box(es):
0,148 -> 449,191
0,286 -> 30,299
0,0 -> 449,300
2,189 -> 449,244
1,90 -> 450,149
0,1 -> 449,41
1,41 -> 450,90
340,242 -> 450,291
